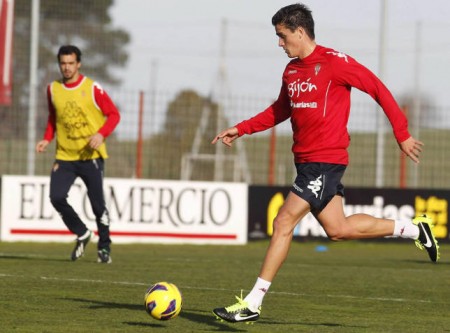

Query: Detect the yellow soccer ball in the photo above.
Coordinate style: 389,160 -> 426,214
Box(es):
144,282 -> 183,320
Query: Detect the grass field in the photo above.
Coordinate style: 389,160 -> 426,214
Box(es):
0,240 -> 449,333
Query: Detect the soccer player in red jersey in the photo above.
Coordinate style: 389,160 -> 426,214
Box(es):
212,3 -> 439,323
36,45 -> 120,264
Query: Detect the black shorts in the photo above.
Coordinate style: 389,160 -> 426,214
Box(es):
290,163 -> 346,214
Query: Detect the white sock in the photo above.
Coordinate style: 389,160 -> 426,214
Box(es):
392,220 -> 419,239
244,277 -> 271,310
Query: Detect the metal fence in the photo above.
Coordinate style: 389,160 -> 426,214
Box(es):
1,86 -> 449,189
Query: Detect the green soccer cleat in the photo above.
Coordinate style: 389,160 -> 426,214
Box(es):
213,292 -> 261,323
413,215 -> 440,262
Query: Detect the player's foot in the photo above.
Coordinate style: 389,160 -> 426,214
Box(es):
97,249 -> 112,264
413,215 -> 440,262
71,230 -> 92,261
213,293 -> 261,323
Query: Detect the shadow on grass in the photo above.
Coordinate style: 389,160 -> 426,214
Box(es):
179,310 -> 368,331
62,297 -> 142,311
123,321 -> 166,328
124,309 -> 250,332
259,320 -> 368,329
126,309 -> 368,331
0,253 -> 118,264
62,297 -> 173,328
179,309 -> 248,332
0,254 -> 68,262
61,298 -> 368,331
404,259 -> 449,265
61,298 -> 247,331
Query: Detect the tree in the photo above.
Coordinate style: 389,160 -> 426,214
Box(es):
0,0 -> 130,139
144,90 -> 223,180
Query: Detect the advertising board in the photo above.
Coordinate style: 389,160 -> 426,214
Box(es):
248,186 -> 449,242
0,176 -> 248,245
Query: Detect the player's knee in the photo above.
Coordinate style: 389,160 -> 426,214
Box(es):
272,216 -> 295,238
325,227 -> 349,241
328,233 -> 345,241
50,194 -> 67,208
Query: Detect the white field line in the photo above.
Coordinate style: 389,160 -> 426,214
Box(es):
0,272 -> 433,304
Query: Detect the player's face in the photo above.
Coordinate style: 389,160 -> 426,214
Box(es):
275,24 -> 303,58
58,53 -> 81,83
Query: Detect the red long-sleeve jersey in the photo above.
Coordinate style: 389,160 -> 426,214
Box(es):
43,74 -> 120,142
236,45 -> 410,165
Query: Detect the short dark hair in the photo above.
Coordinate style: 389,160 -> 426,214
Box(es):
272,3 -> 315,40
57,45 -> 82,62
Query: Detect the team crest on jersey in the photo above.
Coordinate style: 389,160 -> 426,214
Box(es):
314,64 -> 321,76
61,101 -> 89,139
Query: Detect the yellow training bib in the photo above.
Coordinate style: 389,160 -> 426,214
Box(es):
50,77 -> 108,161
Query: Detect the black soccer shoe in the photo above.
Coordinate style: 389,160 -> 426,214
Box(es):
413,215 -> 440,262
213,295 -> 261,323
97,249 -> 112,264
71,230 -> 92,261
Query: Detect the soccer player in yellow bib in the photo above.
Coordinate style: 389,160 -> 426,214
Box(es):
36,45 -> 120,263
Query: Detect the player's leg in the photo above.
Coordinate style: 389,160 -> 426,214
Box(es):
258,192 -> 310,280
316,195 -> 396,240
49,160 -> 92,260
79,158 -> 112,263
50,160 -> 88,236
317,195 -> 440,261
246,192 -> 310,304
213,191 -> 311,323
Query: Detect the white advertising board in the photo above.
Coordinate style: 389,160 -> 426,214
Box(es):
0,175 -> 248,245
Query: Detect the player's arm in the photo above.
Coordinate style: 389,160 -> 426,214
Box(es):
237,83 -> 291,136
211,127 -> 239,147
36,85 -> 56,153
212,85 -> 291,147
335,57 -> 422,163
398,136 -> 423,164
90,82 -> 121,149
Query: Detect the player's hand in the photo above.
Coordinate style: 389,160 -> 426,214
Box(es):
36,140 -> 49,153
399,136 -> 423,163
89,133 -> 104,150
211,127 -> 239,147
